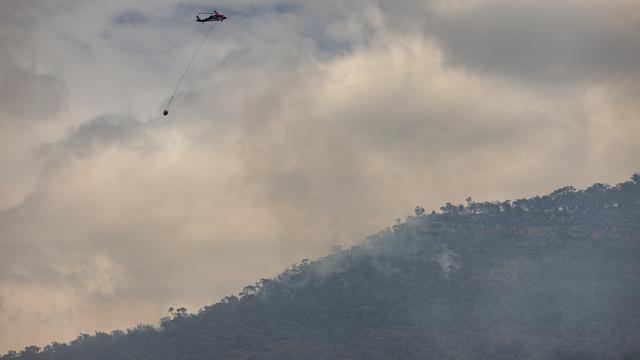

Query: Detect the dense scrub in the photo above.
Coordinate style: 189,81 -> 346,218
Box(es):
4,174 -> 640,360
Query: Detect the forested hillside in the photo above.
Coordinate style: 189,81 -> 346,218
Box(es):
4,174 -> 640,360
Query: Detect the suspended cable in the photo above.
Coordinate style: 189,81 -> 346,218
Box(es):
163,23 -> 215,116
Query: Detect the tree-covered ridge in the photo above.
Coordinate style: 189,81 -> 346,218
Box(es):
4,174 -> 640,360
439,173 -> 640,216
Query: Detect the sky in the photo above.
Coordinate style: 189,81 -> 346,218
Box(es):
1,0 -> 639,353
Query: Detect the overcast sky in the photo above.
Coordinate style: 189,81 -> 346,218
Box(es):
1,0 -> 639,353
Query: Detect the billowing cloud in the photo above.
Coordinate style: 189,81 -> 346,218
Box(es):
0,1 -> 68,123
0,66 -> 67,123
424,0 -> 640,83
1,0 -> 639,354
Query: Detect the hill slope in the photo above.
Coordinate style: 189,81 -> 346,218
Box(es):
4,175 -> 640,360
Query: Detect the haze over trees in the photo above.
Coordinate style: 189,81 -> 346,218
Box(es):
4,174 -> 640,360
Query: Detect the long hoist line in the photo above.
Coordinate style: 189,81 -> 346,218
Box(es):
163,9 -> 227,116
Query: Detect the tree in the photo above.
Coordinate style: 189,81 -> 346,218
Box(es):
465,197 -> 475,214
2,351 -> 17,359
239,285 -> 258,298
551,186 -> 576,197
440,202 -> 456,214
168,307 -> 188,319
20,347 -> 40,356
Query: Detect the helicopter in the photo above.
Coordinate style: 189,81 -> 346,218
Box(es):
162,8 -> 227,117
196,10 -> 227,23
